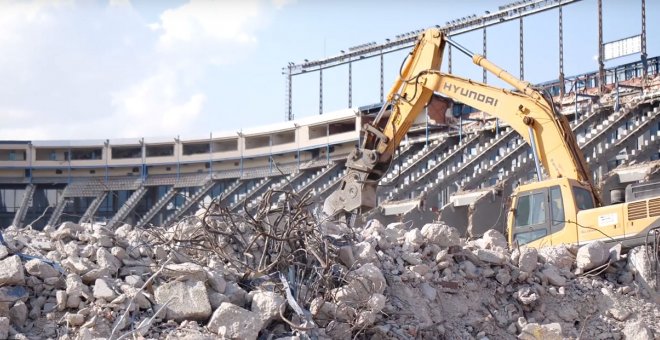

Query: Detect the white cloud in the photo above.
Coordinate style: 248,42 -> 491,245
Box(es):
154,0 -> 261,47
111,70 -> 207,137
108,0 -> 131,7
0,0 -> 276,140
272,0 -> 297,10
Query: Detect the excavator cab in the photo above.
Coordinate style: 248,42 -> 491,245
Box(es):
508,178 -> 595,247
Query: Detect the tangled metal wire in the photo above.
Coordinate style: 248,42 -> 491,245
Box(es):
143,187 -> 354,331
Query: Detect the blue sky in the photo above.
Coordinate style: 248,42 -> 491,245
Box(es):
0,0 -> 656,140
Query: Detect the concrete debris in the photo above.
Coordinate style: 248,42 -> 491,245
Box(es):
207,302 -> 262,340
92,278 -> 117,301
250,290 -> 285,326
24,259 -> 59,279
420,223 -> 460,247
628,245 -> 658,292
623,320 -> 654,340
475,229 -> 508,252
538,245 -> 575,271
154,279 -> 212,322
576,240 -> 610,271
0,255 -> 25,285
518,322 -> 563,340
541,265 -> 567,286
0,193 -> 657,340
517,247 -> 539,273
0,317 -> 8,340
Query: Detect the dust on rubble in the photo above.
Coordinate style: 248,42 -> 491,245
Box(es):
0,189 -> 658,340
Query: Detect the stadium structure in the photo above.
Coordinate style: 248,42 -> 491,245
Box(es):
1,0 -> 658,235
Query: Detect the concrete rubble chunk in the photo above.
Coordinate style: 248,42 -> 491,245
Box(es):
224,282 -> 248,307
207,302 -> 262,340
0,317 -> 8,340
96,247 -> 121,275
320,221 -> 349,237
162,262 -> 207,281
154,279 -> 211,322
538,245 -> 574,271
518,322 -> 563,340
93,278 -> 117,301
9,301 -> 28,327
474,248 -> 507,265
576,241 -> 609,271
24,259 -> 60,280
628,245 -> 657,292
208,291 -> 229,309
623,320 -> 653,340
420,223 -> 460,247
332,263 -> 386,305
338,246 -> 355,268
53,221 -> 84,240
542,265 -> 567,286
475,229 -> 508,252
0,245 -> 8,260
460,260 -> 479,279
250,290 -> 285,326
205,270 -> 226,294
61,256 -> 95,275
0,255 -> 25,285
361,219 -> 384,239
607,306 -> 631,321
352,241 -> 378,265
384,222 -> 407,239
518,247 -> 538,273
124,274 -> 144,288
404,228 -> 424,250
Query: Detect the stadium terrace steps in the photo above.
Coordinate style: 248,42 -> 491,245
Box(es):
386,133 -> 480,201
246,170 -> 308,211
380,138 -> 445,185
106,186 -> 148,229
162,179 -> 219,226
11,184 -> 35,228
135,187 -> 179,228
79,192 -> 108,224
46,195 -> 68,228
296,162 -> 340,194
230,177 -> 274,211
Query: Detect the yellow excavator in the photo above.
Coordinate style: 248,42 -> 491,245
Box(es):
323,28 -> 660,249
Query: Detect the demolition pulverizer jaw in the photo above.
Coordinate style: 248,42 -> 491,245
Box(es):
323,148 -> 380,217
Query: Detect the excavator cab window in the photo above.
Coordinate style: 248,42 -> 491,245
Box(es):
550,186 -> 564,226
572,186 -> 594,211
513,190 -> 549,246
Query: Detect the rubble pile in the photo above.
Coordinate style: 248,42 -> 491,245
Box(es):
0,190 -> 658,339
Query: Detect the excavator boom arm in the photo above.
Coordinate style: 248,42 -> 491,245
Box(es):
323,28 -> 598,217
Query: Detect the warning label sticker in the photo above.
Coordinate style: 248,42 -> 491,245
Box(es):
598,213 -> 618,227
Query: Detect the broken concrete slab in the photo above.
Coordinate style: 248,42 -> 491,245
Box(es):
517,247 -> 538,273
207,302 -> 262,340
576,241 -> 609,271
623,320 -> 653,340
24,259 -> 60,280
518,322 -> 563,340
628,245 -> 658,292
420,223 -> 460,247
0,255 -> 25,285
154,280 -> 211,322
538,245 -> 574,271
93,278 -> 117,301
0,245 -> 8,260
0,317 -> 8,339
250,290 -> 285,326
